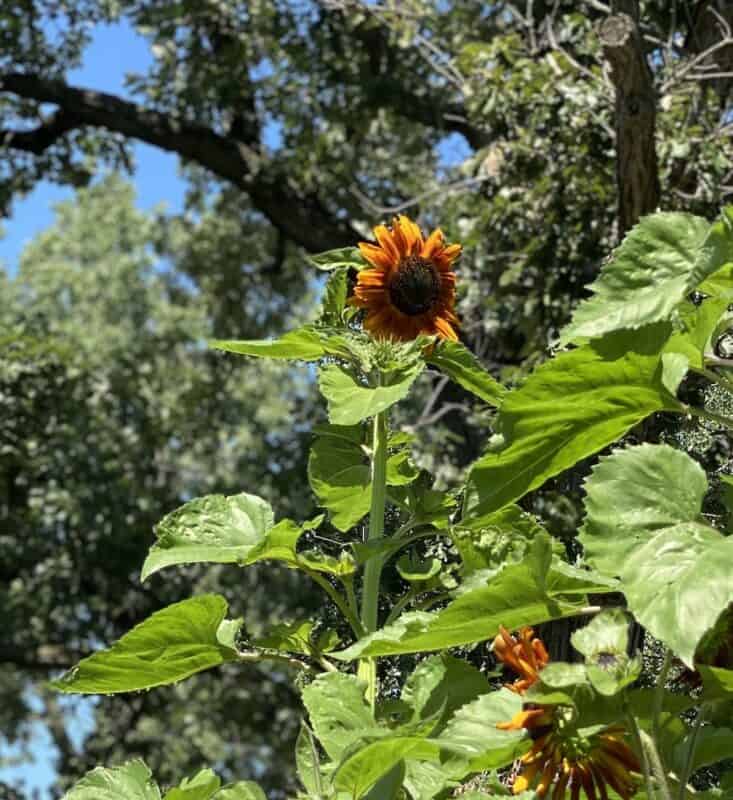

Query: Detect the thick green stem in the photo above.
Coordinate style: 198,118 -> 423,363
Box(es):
359,410 -> 389,711
677,707 -> 706,800
361,410 -> 389,632
627,711 -> 657,800
653,648 -> 672,744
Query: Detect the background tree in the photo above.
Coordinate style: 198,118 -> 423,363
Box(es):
2,0 -> 733,796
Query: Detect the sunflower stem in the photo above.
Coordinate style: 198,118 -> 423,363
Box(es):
626,710 -> 656,800
359,408 -> 389,711
653,648 -> 673,745
677,706 -> 707,800
640,729 -> 673,800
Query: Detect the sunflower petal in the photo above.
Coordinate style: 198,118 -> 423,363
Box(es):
422,228 -> 445,259
358,242 -> 393,270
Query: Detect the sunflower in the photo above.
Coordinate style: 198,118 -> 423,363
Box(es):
494,626 -> 640,800
494,624 -> 550,694
350,215 -> 460,342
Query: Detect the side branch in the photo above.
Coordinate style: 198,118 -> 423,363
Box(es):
0,72 -> 357,252
599,12 -> 660,235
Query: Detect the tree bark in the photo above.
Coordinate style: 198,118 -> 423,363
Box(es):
0,72 -> 358,253
599,8 -> 660,236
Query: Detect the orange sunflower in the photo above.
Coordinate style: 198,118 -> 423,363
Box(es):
494,626 -> 640,800
350,215 -> 461,342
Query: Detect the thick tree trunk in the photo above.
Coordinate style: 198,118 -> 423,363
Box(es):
600,5 -> 660,236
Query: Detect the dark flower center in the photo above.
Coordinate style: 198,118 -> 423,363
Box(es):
388,256 -> 441,316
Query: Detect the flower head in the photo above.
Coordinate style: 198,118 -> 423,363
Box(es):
349,215 -> 460,342
494,625 -> 640,800
507,725 -> 641,800
493,625 -> 550,694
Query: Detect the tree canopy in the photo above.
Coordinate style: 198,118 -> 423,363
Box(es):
2,1 -> 733,796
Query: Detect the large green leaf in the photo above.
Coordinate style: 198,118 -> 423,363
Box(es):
464,325 -> 681,518
308,424 -> 371,531
211,326 -> 346,361
141,493 -> 274,580
561,209 -> 733,344
62,760 -> 161,800
308,424 -> 418,531
301,672 -> 378,761
163,770 -> 220,800
336,535 -> 616,659
319,360 -> 424,425
580,444 -> 733,666
437,688 -> 529,775
51,595 -> 239,694
426,340 -> 505,406
334,737 -> 438,797
400,654 -> 490,730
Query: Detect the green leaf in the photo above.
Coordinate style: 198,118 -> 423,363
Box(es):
295,723 -> 323,796
301,672 -> 378,760
561,210 -> 733,344
437,689 -> 529,775
334,738 -> 437,797
308,246 -> 367,271
320,268 -> 350,324
141,493 -> 274,581
426,340 -> 505,406
674,727 -> 733,774
700,665 -> 733,701
163,770 -> 220,800
212,785 -> 267,800
335,535 -> 616,659
319,360 -> 424,425
396,554 -> 442,582
363,762 -> 406,800
308,424 -> 371,531
62,759 -> 161,800
580,443 -> 733,666
664,296 -> 730,370
211,326 -> 346,361
400,654 -> 490,731
51,595 -> 239,694
464,325 -> 681,518
252,620 -> 317,655
453,505 -> 549,576
308,424 -> 418,531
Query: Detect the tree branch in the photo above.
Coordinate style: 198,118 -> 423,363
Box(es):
599,10 -> 660,235
0,72 -> 358,252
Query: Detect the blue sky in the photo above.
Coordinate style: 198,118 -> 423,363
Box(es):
0,17 -> 471,797
0,20 -> 185,274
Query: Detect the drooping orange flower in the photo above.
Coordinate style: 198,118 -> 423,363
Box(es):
503,723 -> 641,800
494,626 -> 640,800
494,625 -> 550,694
349,215 -> 460,342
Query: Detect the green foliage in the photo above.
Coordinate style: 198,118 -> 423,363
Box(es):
581,444 -> 733,666
62,760 -> 162,800
425,340 -> 506,407
319,358 -> 424,425
51,596 -> 240,694
561,210 -> 733,344
464,325 -> 682,518
336,535 -> 616,658
141,493 -> 275,580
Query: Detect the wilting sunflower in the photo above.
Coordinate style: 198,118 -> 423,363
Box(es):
494,626 -> 640,800
350,215 -> 460,342
494,624 -> 550,694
